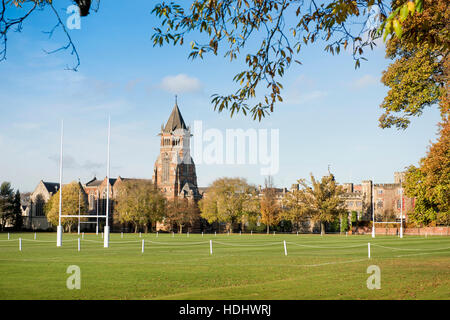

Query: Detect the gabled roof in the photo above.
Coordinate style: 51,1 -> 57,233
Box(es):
85,177 -> 103,187
42,181 -> 60,194
163,103 -> 187,132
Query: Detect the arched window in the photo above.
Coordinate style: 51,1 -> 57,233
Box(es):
89,193 -> 94,210
35,195 -> 45,217
162,153 -> 170,182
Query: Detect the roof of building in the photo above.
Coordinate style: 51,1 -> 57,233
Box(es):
42,181 -> 60,194
164,103 -> 187,132
85,177 -> 103,187
85,177 -> 152,188
119,177 -> 152,183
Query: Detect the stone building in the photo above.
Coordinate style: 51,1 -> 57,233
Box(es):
23,180 -> 60,230
21,99 -> 415,232
341,172 -> 414,223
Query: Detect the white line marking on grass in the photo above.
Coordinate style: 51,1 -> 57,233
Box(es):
300,258 -> 368,267
395,252 -> 449,258
372,244 -> 450,251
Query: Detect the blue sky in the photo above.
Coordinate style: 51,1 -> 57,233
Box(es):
0,1 -> 442,192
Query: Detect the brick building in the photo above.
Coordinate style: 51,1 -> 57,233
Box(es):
152,101 -> 200,200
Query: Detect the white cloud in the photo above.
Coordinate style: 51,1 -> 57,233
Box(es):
160,74 -> 203,93
351,74 -> 379,89
48,154 -> 103,170
284,90 -> 328,105
125,78 -> 143,92
12,122 -> 42,130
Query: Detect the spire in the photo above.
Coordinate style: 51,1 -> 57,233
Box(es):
164,98 -> 187,132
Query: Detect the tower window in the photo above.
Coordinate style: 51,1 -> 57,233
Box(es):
162,154 -> 170,182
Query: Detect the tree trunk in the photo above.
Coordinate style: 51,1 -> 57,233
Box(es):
267,224 -> 269,234
321,222 -> 325,235
179,224 -> 183,234
134,224 -> 138,233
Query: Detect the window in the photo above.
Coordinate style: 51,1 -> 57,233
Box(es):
377,200 -> 383,208
377,189 -> 383,195
162,154 -> 170,182
89,193 -> 94,210
35,195 -> 45,217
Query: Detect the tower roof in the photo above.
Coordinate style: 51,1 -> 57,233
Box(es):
164,102 -> 187,132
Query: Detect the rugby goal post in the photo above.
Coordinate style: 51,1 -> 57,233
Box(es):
57,117 -> 112,247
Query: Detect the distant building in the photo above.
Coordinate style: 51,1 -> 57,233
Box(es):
341,172 -> 414,223
23,181 -> 60,230
152,101 -> 200,200
21,100 -> 415,232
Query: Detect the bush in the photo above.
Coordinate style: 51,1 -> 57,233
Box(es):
341,215 -> 349,233
328,218 -> 340,232
276,220 -> 293,232
247,222 -> 268,233
351,211 -> 358,224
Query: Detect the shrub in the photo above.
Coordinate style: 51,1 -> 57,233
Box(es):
341,215 -> 349,233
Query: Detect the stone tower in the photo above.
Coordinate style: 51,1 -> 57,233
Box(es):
152,100 -> 200,200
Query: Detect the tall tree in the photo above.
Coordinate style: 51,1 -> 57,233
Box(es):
165,198 -> 200,233
379,0 -> 449,130
282,185 -> 308,231
12,190 -> 23,230
114,180 -> 166,233
0,182 -> 14,230
297,173 -> 347,235
260,176 -> 280,234
199,177 -> 256,232
240,191 -> 260,232
404,118 -> 450,226
45,182 -> 88,232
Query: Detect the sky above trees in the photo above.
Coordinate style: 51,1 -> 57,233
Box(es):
0,0 -> 442,192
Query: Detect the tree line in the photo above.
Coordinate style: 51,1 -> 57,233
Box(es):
38,173 -> 349,234
200,174 -> 348,234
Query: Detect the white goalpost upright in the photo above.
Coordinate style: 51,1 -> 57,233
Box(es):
77,181 -> 81,235
371,177 -> 375,238
372,176 -> 405,238
96,189 -> 99,235
104,116 -> 111,248
57,118 -> 111,247
400,182 -> 404,239
57,120 -> 64,247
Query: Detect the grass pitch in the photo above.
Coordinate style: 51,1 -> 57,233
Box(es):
0,232 -> 449,300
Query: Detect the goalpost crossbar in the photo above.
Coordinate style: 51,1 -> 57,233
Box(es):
374,221 -> 402,224
60,215 -> 107,218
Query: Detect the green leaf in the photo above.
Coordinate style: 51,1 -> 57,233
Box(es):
415,0 -> 423,13
399,5 -> 409,22
393,19 -> 402,38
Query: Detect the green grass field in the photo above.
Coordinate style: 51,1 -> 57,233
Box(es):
0,232 -> 449,300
